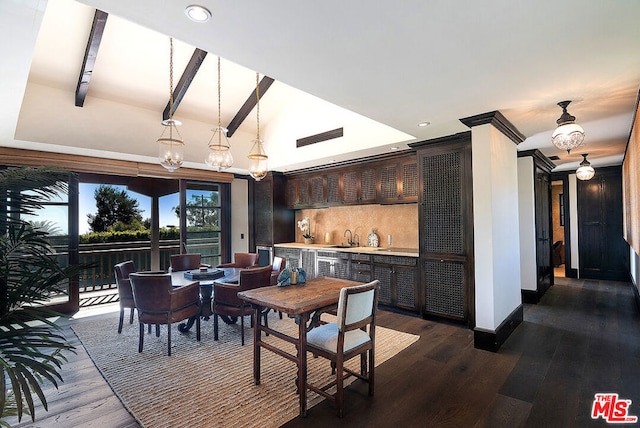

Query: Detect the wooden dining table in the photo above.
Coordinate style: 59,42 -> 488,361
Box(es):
238,276 -> 362,417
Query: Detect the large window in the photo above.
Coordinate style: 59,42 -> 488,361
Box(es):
183,183 -> 223,267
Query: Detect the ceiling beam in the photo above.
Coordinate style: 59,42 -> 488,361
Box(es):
162,48 -> 208,121
226,76 -> 274,137
75,10 -> 108,107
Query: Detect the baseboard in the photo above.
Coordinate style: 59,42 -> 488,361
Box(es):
566,268 -> 578,278
521,289 -> 540,304
473,304 -> 523,353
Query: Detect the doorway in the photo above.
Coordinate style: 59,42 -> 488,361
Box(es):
551,180 -> 565,278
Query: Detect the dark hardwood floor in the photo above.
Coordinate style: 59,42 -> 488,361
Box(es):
6,276 -> 640,427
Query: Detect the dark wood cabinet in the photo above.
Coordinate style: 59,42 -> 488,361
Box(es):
251,172 -> 294,247
372,254 -> 418,311
411,133 -> 474,324
285,152 -> 418,208
350,253 -> 372,282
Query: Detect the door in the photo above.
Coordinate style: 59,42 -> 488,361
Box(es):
578,167 -> 629,281
534,165 -> 553,294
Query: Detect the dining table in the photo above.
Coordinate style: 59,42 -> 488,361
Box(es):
238,276 -> 362,417
171,267 -> 242,332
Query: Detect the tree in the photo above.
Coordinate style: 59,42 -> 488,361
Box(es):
172,192 -> 220,229
87,185 -> 143,232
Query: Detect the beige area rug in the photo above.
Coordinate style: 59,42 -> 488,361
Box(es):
72,310 -> 419,428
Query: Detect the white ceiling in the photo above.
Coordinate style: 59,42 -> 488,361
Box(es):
2,0 -> 639,175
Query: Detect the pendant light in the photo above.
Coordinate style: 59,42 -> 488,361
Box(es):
576,153 -> 595,181
247,72 -> 268,181
205,57 -> 233,171
157,38 -> 184,171
551,100 -> 585,154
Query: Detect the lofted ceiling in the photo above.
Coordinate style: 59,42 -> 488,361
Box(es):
2,0 -> 639,176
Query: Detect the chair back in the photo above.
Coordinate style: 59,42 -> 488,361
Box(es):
239,265 -> 273,292
336,280 -> 379,332
170,254 -> 201,272
129,272 -> 174,311
114,261 -> 136,302
270,257 -> 286,285
234,253 -> 259,268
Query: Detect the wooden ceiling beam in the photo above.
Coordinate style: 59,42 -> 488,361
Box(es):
226,76 -> 274,137
162,48 -> 208,121
75,10 -> 108,107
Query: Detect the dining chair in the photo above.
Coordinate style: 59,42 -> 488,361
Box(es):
212,265 -> 272,345
169,253 -> 204,272
270,256 -> 286,285
216,252 -> 259,269
129,272 -> 201,356
306,280 -> 379,417
113,260 -> 137,333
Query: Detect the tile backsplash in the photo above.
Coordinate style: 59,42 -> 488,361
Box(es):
295,204 -> 418,249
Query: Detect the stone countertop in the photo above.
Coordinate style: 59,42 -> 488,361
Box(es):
274,242 -> 419,258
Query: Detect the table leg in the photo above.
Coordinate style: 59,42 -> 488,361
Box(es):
298,311 -> 308,417
253,305 -> 262,385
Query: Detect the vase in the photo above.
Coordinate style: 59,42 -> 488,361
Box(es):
304,237 -> 313,245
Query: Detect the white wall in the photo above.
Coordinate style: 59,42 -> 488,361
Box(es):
517,156 -> 537,292
472,125 -> 522,331
569,174 -> 580,273
230,178 -> 249,254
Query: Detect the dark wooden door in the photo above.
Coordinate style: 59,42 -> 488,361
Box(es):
534,165 -> 552,295
578,167 -> 629,281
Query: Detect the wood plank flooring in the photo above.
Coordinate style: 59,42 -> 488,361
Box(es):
5,276 -> 640,427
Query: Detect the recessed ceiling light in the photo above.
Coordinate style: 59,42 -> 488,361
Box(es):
185,5 -> 212,23
417,121 -> 430,127
390,146 -> 399,151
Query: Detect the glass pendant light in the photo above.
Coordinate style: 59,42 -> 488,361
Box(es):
576,153 -> 595,181
248,72 -> 268,181
551,100 -> 585,154
205,57 -> 233,171
157,38 -> 184,172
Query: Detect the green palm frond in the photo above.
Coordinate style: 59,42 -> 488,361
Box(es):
0,167 -> 88,423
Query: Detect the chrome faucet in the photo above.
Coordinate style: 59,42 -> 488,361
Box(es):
343,229 -> 353,246
353,233 -> 360,247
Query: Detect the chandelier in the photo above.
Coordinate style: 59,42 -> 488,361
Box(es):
576,153 -> 595,181
205,57 -> 233,171
157,38 -> 184,171
247,72 -> 268,181
551,100 -> 585,154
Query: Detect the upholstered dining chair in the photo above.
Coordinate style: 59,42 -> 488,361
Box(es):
113,260 -> 136,334
306,280 -> 379,418
216,252 -> 259,269
169,253 -> 204,272
129,272 -> 201,356
212,265 -> 272,345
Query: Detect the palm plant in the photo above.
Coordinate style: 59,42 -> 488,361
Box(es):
0,167 -> 88,424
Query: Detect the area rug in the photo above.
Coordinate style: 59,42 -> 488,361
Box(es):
71,310 -> 419,428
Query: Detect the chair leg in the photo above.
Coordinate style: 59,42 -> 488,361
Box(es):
167,322 -> 172,356
196,315 -> 201,342
118,308 -> 125,333
156,324 -> 160,337
240,315 -> 245,346
214,314 -> 219,341
138,322 -> 144,353
336,356 -> 345,418
148,324 -> 152,334
129,308 -> 135,324
369,348 -> 375,397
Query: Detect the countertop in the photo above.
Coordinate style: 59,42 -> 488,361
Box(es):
274,242 -> 419,257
